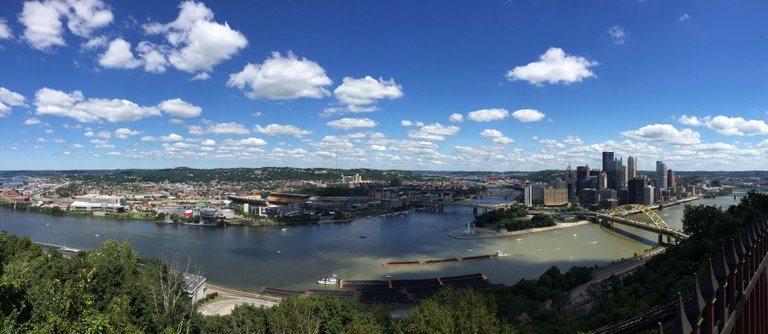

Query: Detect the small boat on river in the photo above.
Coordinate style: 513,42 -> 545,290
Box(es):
317,274 -> 339,285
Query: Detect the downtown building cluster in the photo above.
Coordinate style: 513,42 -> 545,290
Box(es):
524,152 -> 694,208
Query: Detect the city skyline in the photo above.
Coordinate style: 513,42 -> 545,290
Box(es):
1,0 -> 767,171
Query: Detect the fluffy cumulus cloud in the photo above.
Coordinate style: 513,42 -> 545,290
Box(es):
506,47 -> 598,85
449,113 -> 464,123
621,124 -> 701,145
253,124 -> 311,138
607,25 -> 628,45
678,114 -> 768,136
511,109 -> 546,122
20,0 -> 113,50
563,136 -> 583,145
99,38 -> 141,69
205,122 -> 250,135
332,76 -> 403,106
408,123 -> 460,141
326,118 -> 377,130
158,98 -> 202,118
114,127 -> 140,139
33,87 -> 161,122
480,129 -> 514,145
143,1 -> 247,75
24,117 -> 41,125
0,87 -> 27,117
140,133 -> 183,142
467,108 -> 508,122
0,19 -> 11,39
228,52 -> 332,100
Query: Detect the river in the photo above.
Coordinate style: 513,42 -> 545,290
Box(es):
0,193 -> 742,291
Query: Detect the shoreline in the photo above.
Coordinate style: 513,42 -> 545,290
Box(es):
448,220 -> 591,239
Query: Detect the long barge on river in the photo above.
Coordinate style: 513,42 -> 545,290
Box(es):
382,250 -> 507,267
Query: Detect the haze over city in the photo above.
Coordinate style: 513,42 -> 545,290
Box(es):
0,0 -> 767,171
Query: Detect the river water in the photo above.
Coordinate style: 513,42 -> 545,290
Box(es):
0,193 -> 742,291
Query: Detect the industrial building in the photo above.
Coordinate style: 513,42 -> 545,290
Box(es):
68,194 -> 127,212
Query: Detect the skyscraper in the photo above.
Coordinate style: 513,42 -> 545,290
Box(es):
656,161 -> 667,189
627,156 -> 637,180
667,169 -> 675,189
602,152 -> 615,189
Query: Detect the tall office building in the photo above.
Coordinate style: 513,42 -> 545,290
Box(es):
628,178 -> 646,204
627,156 -> 637,180
523,185 -> 532,207
610,157 -> 625,190
656,161 -> 667,189
602,152 -> 615,189
619,165 -> 628,189
667,169 -> 676,189
564,165 -> 577,200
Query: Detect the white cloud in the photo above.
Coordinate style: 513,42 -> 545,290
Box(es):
0,87 -> 26,117
320,104 -> 379,117
206,122 -> 250,136
65,0 -> 113,37
467,108 -> 509,122
144,1 -> 247,74
253,124 -> 311,138
333,76 -> 403,105
607,25 -> 628,45
511,109 -> 546,122
140,133 -> 183,142
449,113 -> 464,123
621,124 -> 701,145
200,139 -> 216,146
158,98 -> 202,118
506,47 -> 598,85
370,145 -> 387,151
114,127 -> 140,139
758,140 -> 768,149
24,117 -> 41,125
678,115 -> 702,126
82,35 -> 107,49
679,114 -> 768,136
0,19 -> 12,39
0,87 -> 27,106
480,129 -> 503,138
226,137 -> 267,146
136,41 -> 168,73
680,13 -> 690,22
34,87 -> 161,123
480,129 -> 514,145
190,72 -> 210,80
326,118 -> 377,130
99,38 -> 141,69
228,52 -> 332,100
408,123 -> 460,141
94,130 -> 110,139
20,0 -> 112,50
563,136 -> 583,145
400,120 -> 413,127
20,0 -> 67,50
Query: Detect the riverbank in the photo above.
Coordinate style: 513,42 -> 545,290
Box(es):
448,220 -> 591,239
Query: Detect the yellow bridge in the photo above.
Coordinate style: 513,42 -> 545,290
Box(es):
587,204 -> 689,241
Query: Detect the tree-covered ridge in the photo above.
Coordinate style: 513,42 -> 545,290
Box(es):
0,167 -> 436,184
0,237 -> 195,333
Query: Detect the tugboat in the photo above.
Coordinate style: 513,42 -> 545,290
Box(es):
317,273 -> 339,285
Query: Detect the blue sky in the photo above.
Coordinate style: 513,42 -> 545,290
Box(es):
0,0 -> 767,171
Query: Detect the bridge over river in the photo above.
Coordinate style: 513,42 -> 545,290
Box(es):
584,204 -> 690,244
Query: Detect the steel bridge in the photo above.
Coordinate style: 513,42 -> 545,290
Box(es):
586,204 -> 690,241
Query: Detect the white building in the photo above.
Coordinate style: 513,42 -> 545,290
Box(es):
523,185 -> 532,207
69,194 -> 127,212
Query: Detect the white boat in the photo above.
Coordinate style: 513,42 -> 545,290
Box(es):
495,250 -> 509,257
317,273 -> 339,285
281,228 -> 287,232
